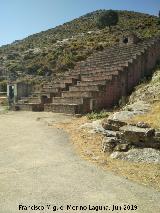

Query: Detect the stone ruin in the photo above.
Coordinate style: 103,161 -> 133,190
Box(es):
102,117 -> 160,153
9,34 -> 160,114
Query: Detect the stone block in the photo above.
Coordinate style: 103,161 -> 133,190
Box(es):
102,137 -> 120,152
119,125 -> 155,144
114,144 -> 130,152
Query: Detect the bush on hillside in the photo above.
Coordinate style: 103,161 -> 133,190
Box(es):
97,10 -> 119,30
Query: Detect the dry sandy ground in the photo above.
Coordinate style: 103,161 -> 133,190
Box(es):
0,111 -> 160,213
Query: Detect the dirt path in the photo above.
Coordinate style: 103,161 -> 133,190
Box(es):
0,111 -> 160,213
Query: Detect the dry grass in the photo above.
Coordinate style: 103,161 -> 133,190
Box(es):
54,116 -> 160,191
129,102 -> 160,129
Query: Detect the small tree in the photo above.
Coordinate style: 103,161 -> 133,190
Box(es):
97,10 -> 119,31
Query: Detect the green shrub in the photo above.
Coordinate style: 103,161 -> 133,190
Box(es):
97,10 -> 119,30
0,81 -> 7,92
87,110 -> 109,120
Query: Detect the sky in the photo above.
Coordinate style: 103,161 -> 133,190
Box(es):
1,0 -> 160,47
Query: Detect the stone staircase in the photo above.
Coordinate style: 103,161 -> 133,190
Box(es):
14,36 -> 160,113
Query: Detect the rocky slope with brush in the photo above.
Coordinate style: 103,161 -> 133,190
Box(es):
0,10 -> 160,81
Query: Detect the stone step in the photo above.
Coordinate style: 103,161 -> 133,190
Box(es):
94,54 -> 138,62
80,67 -> 124,75
52,97 -> 86,104
75,51 -> 145,70
44,103 -> 84,114
84,40 -> 155,63
28,97 -> 41,101
81,71 -> 119,81
62,73 -> 80,80
69,84 -> 106,92
81,69 -> 121,77
79,80 -> 107,86
13,103 -> 44,112
18,99 -> 29,104
84,47 -> 146,62
81,75 -> 113,82
43,83 -> 66,89
77,62 -> 129,72
41,88 -> 60,93
62,90 -> 104,98
88,59 -> 131,67
74,65 -> 126,75
53,79 -> 73,84
84,52 -> 140,63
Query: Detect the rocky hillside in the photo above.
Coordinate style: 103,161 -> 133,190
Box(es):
127,66 -> 160,129
129,66 -> 160,105
0,10 -> 160,80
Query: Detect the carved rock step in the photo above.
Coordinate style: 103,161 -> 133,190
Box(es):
85,51 -> 141,63
83,46 -> 146,63
81,70 -> 120,77
73,66 -> 124,74
69,85 -> 106,92
86,45 -> 137,58
78,39 -> 156,67
13,103 -> 44,112
41,88 -> 60,93
44,103 -> 85,114
52,97 -> 90,104
93,55 -> 138,63
81,74 -> 116,82
53,79 -> 73,84
78,66 -> 124,73
43,83 -> 66,89
77,62 -> 129,72
81,74 -> 113,82
62,74 -> 80,80
79,80 -> 108,86
78,59 -> 130,68
62,90 -> 104,98
82,57 -> 136,67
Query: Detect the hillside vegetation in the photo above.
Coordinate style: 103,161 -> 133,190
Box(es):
0,10 -> 160,80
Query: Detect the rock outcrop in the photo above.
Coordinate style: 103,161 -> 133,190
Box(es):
102,112 -> 160,152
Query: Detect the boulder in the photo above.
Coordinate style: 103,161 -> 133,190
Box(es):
80,120 -> 102,129
102,122 -> 119,131
110,148 -> 160,163
123,101 -> 151,113
114,144 -> 130,152
102,112 -> 128,131
155,131 -> 160,137
102,137 -> 120,152
80,120 -> 107,134
107,111 -> 135,122
152,137 -> 160,149
103,130 -> 118,137
119,125 -> 155,144
136,122 -> 151,128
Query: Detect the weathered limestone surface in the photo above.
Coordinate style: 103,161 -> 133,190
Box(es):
110,148 -> 160,163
